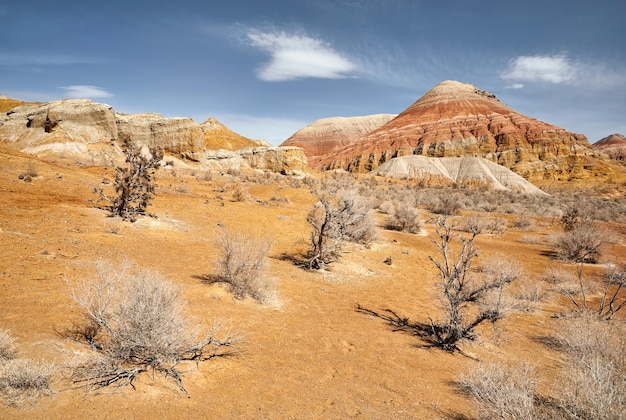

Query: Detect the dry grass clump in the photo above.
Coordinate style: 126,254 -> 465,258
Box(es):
459,361 -> 539,420
214,228 -> 274,303
232,185 -> 251,202
67,262 -> 237,394
552,314 -> 626,420
0,328 -> 54,407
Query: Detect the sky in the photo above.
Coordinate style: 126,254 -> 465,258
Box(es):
1,0 -> 625,145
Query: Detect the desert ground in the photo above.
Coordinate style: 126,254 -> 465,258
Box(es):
1,145 -> 625,419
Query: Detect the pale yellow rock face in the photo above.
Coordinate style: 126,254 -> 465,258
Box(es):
280,114 -> 396,167
205,146 -> 308,175
322,81 -> 600,181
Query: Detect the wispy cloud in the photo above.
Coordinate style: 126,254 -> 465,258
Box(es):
247,30 -> 356,82
61,85 -> 113,98
0,53 -> 98,67
501,54 -> 578,85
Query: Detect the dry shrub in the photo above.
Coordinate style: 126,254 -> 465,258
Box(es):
67,262 -> 237,394
551,223 -> 605,264
0,329 -> 16,361
306,182 -> 377,269
386,200 -> 422,233
427,218 -> 521,351
553,314 -> 626,420
0,328 -> 54,407
232,185 -> 251,202
215,229 -> 274,302
459,361 -> 539,420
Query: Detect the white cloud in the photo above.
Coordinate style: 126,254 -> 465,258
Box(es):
501,54 -> 578,84
247,30 -> 356,82
61,85 -> 113,98
506,83 -> 525,89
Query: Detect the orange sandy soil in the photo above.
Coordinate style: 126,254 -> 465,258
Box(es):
1,146 -> 625,419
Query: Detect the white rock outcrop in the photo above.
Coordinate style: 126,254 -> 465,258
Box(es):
372,155 -> 547,194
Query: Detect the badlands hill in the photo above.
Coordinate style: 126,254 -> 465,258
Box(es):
201,116 -> 269,150
593,133 -> 626,161
321,81 -> 608,182
372,156 -> 547,195
281,114 -> 396,167
0,96 -> 307,174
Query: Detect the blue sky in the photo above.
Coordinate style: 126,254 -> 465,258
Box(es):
1,0 -> 625,145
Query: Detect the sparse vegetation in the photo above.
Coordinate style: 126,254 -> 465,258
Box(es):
552,223 -> 606,264
460,361 -> 539,420
0,328 -> 54,407
94,138 -> 163,221
305,178 -> 376,269
214,228 -> 274,302
67,261 -> 237,394
426,217 -> 520,351
386,200 -> 422,233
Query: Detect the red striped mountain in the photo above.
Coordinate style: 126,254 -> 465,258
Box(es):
321,80 -> 602,181
593,133 -> 626,161
280,114 -> 396,168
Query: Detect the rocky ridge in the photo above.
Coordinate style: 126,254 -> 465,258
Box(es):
280,114 -> 396,167
0,97 -> 305,173
323,81 -> 600,182
201,117 -> 268,151
593,133 -> 626,161
371,155 -> 547,194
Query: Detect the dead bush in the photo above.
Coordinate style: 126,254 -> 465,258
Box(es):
214,228 -> 274,302
427,218 -> 521,351
459,361 -> 539,420
552,223 -> 605,264
0,359 -> 55,407
553,314 -> 626,420
305,182 -> 376,269
67,262 -> 237,394
94,137 -> 163,221
0,329 -> 54,407
386,200 -> 422,233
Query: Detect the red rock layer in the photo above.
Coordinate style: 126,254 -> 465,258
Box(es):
593,133 -> 626,160
280,114 -> 396,167
323,81 -> 595,181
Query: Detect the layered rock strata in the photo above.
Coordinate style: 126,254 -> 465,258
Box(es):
280,114 -> 396,167
593,133 -> 626,161
323,81 -> 596,181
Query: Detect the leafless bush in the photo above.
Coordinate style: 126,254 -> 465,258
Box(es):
552,223 -> 605,264
305,182 -> 377,269
459,361 -> 539,420
549,262 -> 626,320
214,228 -> 274,302
0,329 -> 54,407
94,138 -> 163,221
386,200 -> 422,233
67,262 -> 237,394
553,314 -> 626,420
427,218 -> 521,351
